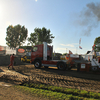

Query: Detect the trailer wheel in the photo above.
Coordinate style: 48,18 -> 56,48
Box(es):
34,60 -> 41,68
57,62 -> 66,70
91,66 -> 98,71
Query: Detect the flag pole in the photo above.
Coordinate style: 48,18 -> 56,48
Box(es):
79,38 -> 81,55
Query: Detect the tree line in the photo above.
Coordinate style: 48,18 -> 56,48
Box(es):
5,24 -> 100,52
5,24 -> 54,48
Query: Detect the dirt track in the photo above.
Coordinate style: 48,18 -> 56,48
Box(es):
0,64 -> 100,93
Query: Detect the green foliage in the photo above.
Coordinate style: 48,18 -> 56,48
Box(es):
6,24 -> 28,48
94,37 -> 100,52
28,27 -> 55,45
19,46 -> 32,50
19,82 -> 100,100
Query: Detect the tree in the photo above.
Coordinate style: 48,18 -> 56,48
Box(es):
94,37 -> 100,52
28,27 -> 54,45
6,24 -> 28,48
19,46 -> 32,50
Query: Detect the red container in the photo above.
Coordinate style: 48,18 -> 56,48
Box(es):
86,63 -> 91,72
80,62 -> 91,72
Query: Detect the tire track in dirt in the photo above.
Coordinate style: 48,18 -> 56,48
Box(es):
27,73 -> 100,92
0,65 -> 100,92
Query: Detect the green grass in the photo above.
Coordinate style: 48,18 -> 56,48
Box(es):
15,83 -> 100,100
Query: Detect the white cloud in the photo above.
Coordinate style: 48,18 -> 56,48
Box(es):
54,47 -> 78,54
60,44 -> 74,47
72,43 -> 79,45
54,48 -> 66,54
56,48 -> 66,51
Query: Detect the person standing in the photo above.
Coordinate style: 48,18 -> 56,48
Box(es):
8,54 -> 15,70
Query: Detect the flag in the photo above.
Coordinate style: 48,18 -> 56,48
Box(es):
79,46 -> 82,49
69,50 -> 73,54
79,38 -> 81,44
92,44 -> 95,50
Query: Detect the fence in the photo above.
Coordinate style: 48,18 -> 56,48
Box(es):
0,55 -> 24,66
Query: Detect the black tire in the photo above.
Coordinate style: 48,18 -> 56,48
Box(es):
91,66 -> 98,71
44,66 -> 48,68
57,62 -> 66,70
34,60 -> 41,68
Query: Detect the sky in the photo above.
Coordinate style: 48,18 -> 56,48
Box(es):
0,0 -> 100,54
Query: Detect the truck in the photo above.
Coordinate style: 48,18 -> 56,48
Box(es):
30,42 -> 100,73
30,42 -> 81,70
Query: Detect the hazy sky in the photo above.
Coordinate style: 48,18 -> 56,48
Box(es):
0,0 -> 100,54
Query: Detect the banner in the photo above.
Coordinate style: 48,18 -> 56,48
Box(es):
16,48 -> 26,56
0,46 -> 6,55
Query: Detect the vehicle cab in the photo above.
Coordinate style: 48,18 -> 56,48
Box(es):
31,43 -> 52,64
